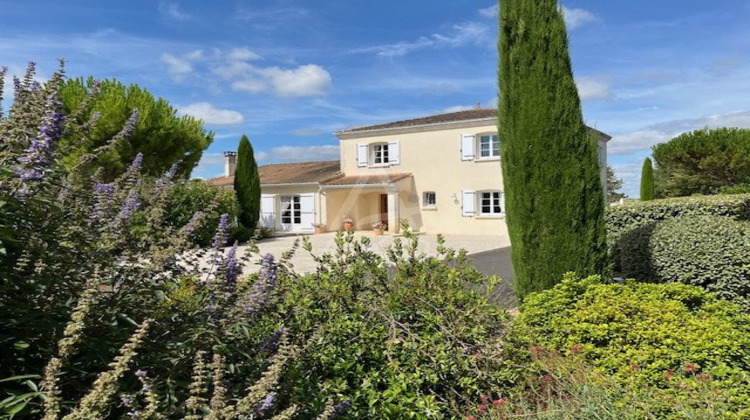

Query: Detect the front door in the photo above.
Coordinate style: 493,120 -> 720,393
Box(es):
280,195 -> 301,231
379,194 -> 388,228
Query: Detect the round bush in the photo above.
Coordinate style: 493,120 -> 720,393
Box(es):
508,274 -> 750,405
650,216 -> 750,310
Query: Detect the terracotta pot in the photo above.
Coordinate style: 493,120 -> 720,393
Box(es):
374,229 -> 384,236
314,226 -> 325,234
342,222 -> 354,232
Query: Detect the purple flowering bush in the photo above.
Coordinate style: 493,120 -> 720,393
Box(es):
0,62 -> 302,418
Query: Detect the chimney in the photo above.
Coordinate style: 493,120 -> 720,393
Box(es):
475,101 -> 481,109
224,151 -> 237,177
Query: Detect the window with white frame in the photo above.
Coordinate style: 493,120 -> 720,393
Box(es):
479,191 -> 503,215
478,134 -> 500,158
371,143 -> 389,165
423,191 -> 436,208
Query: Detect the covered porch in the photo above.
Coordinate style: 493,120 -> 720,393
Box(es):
321,173 -> 415,233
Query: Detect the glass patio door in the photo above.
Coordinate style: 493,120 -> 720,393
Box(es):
279,195 -> 301,231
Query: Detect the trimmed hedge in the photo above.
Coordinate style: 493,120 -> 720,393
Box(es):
606,194 -> 750,275
507,274 -> 750,417
650,216 -> 750,310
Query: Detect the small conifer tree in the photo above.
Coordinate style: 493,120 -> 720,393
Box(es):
640,157 -> 655,201
498,0 -> 607,301
234,135 -> 261,230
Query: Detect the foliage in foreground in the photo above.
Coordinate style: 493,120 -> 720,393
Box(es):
505,274 -> 750,417
467,348 -> 745,420
276,226 -> 509,418
499,0 -> 607,302
652,127 -> 750,198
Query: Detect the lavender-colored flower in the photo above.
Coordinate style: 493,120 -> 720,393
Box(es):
115,191 -> 141,225
134,369 -> 147,378
121,395 -> 132,406
180,211 -> 204,236
258,393 -> 276,413
129,152 -> 144,174
223,244 -> 240,290
90,182 -> 114,225
116,109 -> 140,142
245,254 -> 278,314
142,385 -> 151,392
14,93 -> 64,182
167,162 -> 180,180
212,214 -> 230,249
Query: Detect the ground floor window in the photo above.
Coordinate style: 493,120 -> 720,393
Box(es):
280,195 -> 301,224
479,191 -> 503,215
423,191 -> 436,208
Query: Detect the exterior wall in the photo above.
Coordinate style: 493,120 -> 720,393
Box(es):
338,120 -> 509,235
260,184 -> 323,232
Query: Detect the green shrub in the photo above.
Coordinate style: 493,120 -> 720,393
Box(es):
649,216 -> 750,310
506,274 -> 750,417
719,183 -> 750,195
606,194 -> 750,273
273,227 -> 509,418
163,180 -> 239,247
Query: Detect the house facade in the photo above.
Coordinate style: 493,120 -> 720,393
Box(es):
207,108 -> 610,235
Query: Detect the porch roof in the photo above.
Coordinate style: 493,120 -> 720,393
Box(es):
322,173 -> 412,186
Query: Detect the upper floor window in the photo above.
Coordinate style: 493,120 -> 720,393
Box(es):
423,191 -> 436,208
357,141 -> 400,167
461,133 -> 500,161
479,134 -> 500,158
371,143 -> 389,165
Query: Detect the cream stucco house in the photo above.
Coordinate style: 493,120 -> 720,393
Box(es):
207,108 -> 610,235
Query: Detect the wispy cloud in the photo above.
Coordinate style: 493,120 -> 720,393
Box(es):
576,77 -> 612,101
158,1 -> 191,21
561,6 -> 597,30
608,110 -> 750,155
178,102 -> 244,126
478,5 -> 498,18
269,145 -> 339,162
160,50 -> 202,81
290,128 -> 325,137
355,22 -> 491,58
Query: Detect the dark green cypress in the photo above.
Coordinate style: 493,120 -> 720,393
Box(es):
234,135 -> 261,230
640,157 -> 654,201
498,0 -> 607,302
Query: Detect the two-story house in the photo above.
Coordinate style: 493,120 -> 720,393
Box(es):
207,108 -> 610,235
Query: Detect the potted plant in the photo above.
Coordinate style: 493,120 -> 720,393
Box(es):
372,221 -> 387,235
342,216 -> 354,232
312,222 -> 326,234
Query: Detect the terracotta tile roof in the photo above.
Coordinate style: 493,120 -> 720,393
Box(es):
205,160 -> 341,187
323,173 -> 412,186
338,109 -> 497,133
335,108 -> 612,141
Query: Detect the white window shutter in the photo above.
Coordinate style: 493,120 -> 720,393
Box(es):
260,194 -> 276,229
462,190 -> 476,217
461,134 -> 475,161
388,140 -> 400,164
299,193 -> 315,231
357,144 -> 368,167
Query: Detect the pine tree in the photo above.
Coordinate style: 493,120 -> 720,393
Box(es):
498,0 -> 607,301
234,135 -> 261,231
640,157 -> 654,201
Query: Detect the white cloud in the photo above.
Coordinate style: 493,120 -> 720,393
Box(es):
158,2 -> 191,21
178,102 -> 244,126
576,77 -> 612,101
561,6 -> 597,30
479,4 -> 498,18
357,22 -> 491,58
160,50 -> 202,81
608,129 -> 672,155
442,105 -> 474,113
259,64 -> 332,97
291,128 -> 325,137
226,47 -> 262,62
231,78 -> 267,94
270,145 -> 339,161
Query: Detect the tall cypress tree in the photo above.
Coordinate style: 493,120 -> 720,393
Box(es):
234,135 -> 261,230
640,157 -> 654,201
499,0 -> 607,301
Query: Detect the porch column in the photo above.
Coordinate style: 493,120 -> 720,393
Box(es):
387,191 -> 399,234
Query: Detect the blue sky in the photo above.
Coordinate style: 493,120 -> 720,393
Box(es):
2,1 -> 749,197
